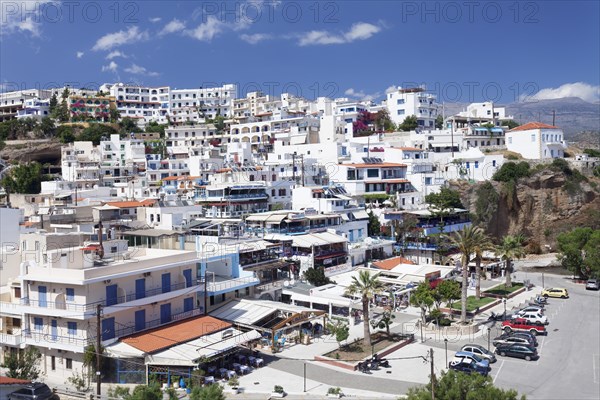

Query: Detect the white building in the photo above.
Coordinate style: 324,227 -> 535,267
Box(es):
506,122 -> 568,159
15,98 -> 50,121
170,84 -> 236,124
385,87 -> 438,129
0,89 -> 52,122
100,83 -> 170,127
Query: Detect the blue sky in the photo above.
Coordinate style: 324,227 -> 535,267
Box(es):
1,0 -> 599,103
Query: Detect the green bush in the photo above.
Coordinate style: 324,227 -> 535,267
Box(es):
492,161 -> 531,182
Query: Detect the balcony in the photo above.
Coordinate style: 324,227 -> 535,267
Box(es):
205,276 -> 259,295
25,331 -> 90,350
0,332 -> 24,347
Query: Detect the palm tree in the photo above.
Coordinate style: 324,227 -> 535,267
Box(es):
446,225 -> 481,324
345,270 -> 384,348
496,234 -> 527,288
472,229 -> 494,299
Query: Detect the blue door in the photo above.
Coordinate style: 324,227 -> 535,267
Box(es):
183,297 -> 193,313
135,279 -> 145,300
102,317 -> 115,341
106,284 -> 118,306
162,273 -> 171,293
51,319 -> 58,341
183,269 -> 192,288
134,310 -> 145,332
160,303 -> 171,324
38,286 -> 47,307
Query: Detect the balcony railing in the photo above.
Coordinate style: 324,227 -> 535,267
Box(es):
24,331 -> 90,348
206,276 -> 259,293
0,332 -> 23,346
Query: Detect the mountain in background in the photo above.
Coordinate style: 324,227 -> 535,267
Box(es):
442,97 -> 599,138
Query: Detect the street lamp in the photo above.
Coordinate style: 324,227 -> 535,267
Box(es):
444,338 -> 448,366
502,298 -> 507,319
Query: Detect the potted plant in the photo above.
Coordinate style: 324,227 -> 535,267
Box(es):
226,375 -> 240,394
327,387 -> 343,398
271,385 -> 286,398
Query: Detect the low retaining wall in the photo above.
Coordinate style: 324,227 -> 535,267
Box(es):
314,334 -> 415,371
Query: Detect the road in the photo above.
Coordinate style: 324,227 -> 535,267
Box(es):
428,271 -> 600,400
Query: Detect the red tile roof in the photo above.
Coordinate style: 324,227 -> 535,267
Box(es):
121,315 -> 231,354
372,256 -> 415,270
509,122 -> 559,132
393,146 -> 423,151
0,376 -> 30,385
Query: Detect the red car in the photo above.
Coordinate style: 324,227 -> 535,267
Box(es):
501,317 -> 546,336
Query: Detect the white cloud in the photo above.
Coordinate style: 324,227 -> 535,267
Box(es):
124,64 -> 159,77
344,88 -> 381,102
160,19 -> 186,36
92,26 -> 149,51
185,16 -> 226,42
76,51 -> 85,59
102,61 -> 119,73
523,82 -> 600,103
149,17 -> 162,23
106,50 -> 127,60
298,22 -> 381,46
240,33 -> 272,44
0,0 -> 55,38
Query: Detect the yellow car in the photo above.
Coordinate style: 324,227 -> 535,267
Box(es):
541,288 -> 569,299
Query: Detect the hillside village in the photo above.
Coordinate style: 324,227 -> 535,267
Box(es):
0,84 -> 599,399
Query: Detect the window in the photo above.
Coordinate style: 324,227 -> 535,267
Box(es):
34,317 -> 43,331
492,160 -> 496,167
68,322 -> 77,335
425,177 -> 432,185
508,137 -> 512,144
397,99 -> 405,105
466,162 -> 470,169
397,109 -> 405,115
66,358 -> 73,370
474,161 -> 479,168
367,169 -> 379,178
531,134 -> 535,142
66,288 -> 74,301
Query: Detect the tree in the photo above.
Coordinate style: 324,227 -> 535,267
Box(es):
37,117 -> 56,138
1,162 -> 47,194
326,319 -> 349,349
49,93 -> 58,115
434,279 -> 461,311
145,122 -> 167,138
367,210 -> 381,237
56,125 -> 77,143
496,234 -> 527,288
425,187 -> 464,230
352,110 -> 374,135
83,344 -> 105,386
435,115 -> 444,129
213,115 -> 226,135
128,383 -> 162,400
190,384 -> 226,400
446,225 -> 481,324
1,347 -> 41,380
303,267 -> 332,286
399,115 -> 418,131
557,228 -> 600,279
374,109 -> 395,132
78,124 -> 118,145
345,270 -> 384,348
492,161 -> 531,182
472,229 -> 494,299
502,119 -> 520,130
119,117 -> 142,134
410,281 -> 434,323
373,308 -> 395,337
406,369 -> 526,400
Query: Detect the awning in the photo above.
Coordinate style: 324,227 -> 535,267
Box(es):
340,213 -> 350,221
334,194 -> 352,201
104,341 -> 145,359
352,210 -> 370,220
145,329 -> 262,366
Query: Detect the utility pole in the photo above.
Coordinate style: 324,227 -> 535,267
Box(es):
552,110 -> 556,126
430,348 -> 435,400
292,152 -> 297,184
96,304 -> 103,398
204,268 -> 208,315
300,155 -> 305,187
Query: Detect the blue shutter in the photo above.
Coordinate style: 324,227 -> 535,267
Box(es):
161,273 -> 171,293
102,317 -> 115,341
106,284 -> 118,306
51,320 -> 58,340
135,279 -> 145,300
34,317 -> 43,331
183,269 -> 192,288
160,303 -> 171,324
135,310 -> 146,332
38,286 -> 47,307
183,297 -> 193,312
67,322 -> 77,335
66,288 -> 75,301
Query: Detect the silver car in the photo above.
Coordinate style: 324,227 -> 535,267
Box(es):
460,344 -> 497,363
586,279 -> 600,290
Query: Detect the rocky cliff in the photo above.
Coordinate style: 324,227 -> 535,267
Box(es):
452,169 -> 600,250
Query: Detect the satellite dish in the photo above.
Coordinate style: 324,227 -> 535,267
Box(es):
283,281 -> 290,287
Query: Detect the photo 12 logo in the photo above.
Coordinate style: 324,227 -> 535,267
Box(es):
1,1 -> 140,24
400,1 -> 540,24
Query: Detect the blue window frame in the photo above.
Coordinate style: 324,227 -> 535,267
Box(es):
67,322 -> 77,335
66,288 -> 74,301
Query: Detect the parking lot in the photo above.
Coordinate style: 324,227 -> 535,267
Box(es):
433,272 -> 600,400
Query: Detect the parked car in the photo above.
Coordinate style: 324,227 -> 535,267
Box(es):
518,311 -> 548,325
586,279 -> 600,290
509,331 -> 539,347
448,359 -> 489,376
450,351 -> 490,371
460,344 -> 497,363
541,288 -> 569,298
516,305 -> 545,315
495,343 -> 539,361
493,332 -> 536,348
502,317 -> 546,335
8,383 -> 57,400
